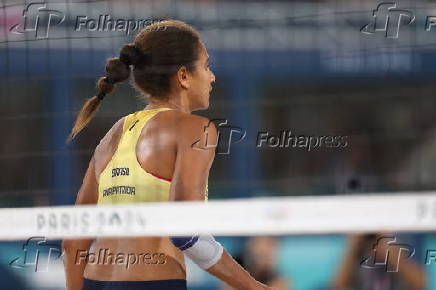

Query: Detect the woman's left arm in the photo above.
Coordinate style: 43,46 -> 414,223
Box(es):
62,154 -> 98,290
398,256 -> 427,290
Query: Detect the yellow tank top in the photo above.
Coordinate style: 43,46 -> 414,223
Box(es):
97,108 -> 208,205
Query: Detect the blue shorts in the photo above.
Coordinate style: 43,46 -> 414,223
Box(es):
82,278 -> 187,290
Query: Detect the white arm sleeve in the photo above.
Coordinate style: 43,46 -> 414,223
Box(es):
183,234 -> 224,270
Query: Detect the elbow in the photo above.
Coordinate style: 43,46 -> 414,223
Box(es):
171,235 -> 223,270
173,185 -> 206,202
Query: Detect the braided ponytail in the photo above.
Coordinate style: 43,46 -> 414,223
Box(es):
66,43 -> 141,144
67,19 -> 201,143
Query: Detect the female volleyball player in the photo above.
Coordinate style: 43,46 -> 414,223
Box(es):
62,20 -> 274,290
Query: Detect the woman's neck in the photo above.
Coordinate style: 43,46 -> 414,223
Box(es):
144,97 -> 190,113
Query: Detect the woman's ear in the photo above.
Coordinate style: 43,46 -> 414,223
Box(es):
177,66 -> 191,90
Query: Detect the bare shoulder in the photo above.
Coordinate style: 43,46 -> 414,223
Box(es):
158,110 -> 217,146
95,116 -> 126,153
149,110 -> 216,137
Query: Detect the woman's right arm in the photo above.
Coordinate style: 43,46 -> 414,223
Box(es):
63,117 -> 123,290
62,154 -> 98,290
332,234 -> 365,290
170,115 -> 273,290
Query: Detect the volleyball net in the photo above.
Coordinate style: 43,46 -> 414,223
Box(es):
1,192 -> 435,241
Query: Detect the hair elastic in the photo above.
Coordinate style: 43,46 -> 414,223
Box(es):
105,76 -> 115,84
97,91 -> 106,101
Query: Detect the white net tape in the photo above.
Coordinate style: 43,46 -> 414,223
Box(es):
0,193 -> 435,240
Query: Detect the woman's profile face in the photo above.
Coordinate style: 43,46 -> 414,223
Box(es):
188,42 -> 215,111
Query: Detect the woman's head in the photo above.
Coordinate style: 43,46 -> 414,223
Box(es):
132,20 -> 215,108
67,19 -> 215,143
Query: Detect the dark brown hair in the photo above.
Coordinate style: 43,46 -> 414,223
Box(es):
66,19 -> 201,143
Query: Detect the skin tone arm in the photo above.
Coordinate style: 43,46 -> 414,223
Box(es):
170,115 -> 273,290
332,235 -> 363,289
62,154 -> 98,290
397,255 -> 426,290
377,235 -> 426,290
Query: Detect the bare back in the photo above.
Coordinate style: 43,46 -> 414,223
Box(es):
84,109 -> 186,281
